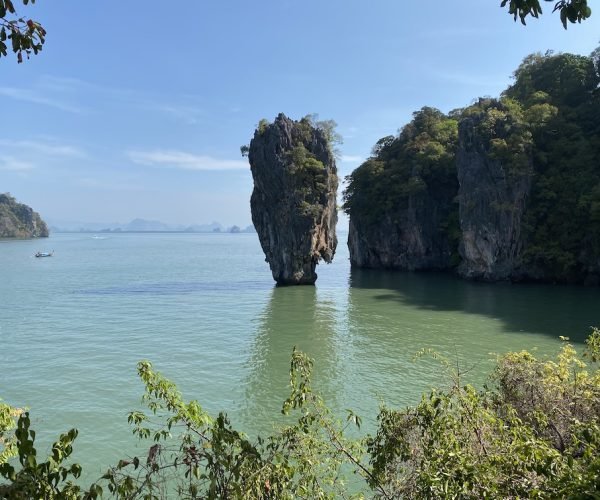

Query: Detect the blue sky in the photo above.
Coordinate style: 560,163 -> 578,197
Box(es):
1,0 -> 598,228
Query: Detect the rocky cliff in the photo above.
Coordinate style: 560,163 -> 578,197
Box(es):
347,188 -> 456,271
344,101 -> 536,282
456,100 -> 533,281
248,114 -> 338,285
345,107 -> 459,272
344,62 -> 600,286
0,193 -> 49,238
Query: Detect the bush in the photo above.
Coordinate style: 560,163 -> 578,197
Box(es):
1,333 -> 599,498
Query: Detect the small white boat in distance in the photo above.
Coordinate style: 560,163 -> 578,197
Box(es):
35,251 -> 54,258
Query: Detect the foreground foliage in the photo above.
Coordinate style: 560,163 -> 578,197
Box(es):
0,0 -> 45,63
1,330 -> 600,498
502,0 -> 592,28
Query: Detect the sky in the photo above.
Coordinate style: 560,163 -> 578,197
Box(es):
0,1 -> 599,229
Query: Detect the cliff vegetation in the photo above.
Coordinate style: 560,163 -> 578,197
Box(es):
344,47 -> 600,284
0,193 -> 48,238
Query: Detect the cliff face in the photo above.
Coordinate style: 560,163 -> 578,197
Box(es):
345,101 -> 534,281
344,50 -> 600,285
456,102 -> 533,281
348,187 -> 456,271
0,193 -> 49,238
248,114 -> 338,285
345,107 -> 459,272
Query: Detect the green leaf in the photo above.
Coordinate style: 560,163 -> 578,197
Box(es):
560,7 -> 568,27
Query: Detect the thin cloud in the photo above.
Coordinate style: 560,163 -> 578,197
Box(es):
38,75 -> 137,101
343,126 -> 359,139
425,68 -> 508,88
0,156 -> 35,171
0,87 -> 84,113
155,104 -> 205,125
0,139 -> 86,158
38,76 -> 207,124
37,75 -> 89,92
73,177 -> 147,191
128,150 -> 248,171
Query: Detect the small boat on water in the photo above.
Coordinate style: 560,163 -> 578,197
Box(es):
35,251 -> 54,258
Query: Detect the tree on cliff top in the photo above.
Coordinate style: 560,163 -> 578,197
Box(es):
0,0 -> 45,63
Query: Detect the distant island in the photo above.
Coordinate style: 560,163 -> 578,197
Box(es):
49,218 -> 255,234
0,193 -> 49,239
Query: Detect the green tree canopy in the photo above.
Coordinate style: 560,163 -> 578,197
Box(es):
343,106 -> 459,222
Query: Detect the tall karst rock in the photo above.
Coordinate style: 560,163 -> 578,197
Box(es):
456,99 -> 533,281
248,114 -> 338,285
0,193 -> 49,238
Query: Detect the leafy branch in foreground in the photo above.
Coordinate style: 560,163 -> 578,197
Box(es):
0,330 -> 599,498
0,0 -> 46,63
501,0 -> 592,28
103,348 -> 369,499
0,400 -> 22,465
0,411 -> 103,499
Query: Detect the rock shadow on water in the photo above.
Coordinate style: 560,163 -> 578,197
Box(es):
240,285 -> 343,429
349,268 -> 600,343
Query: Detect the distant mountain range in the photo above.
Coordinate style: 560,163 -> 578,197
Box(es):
49,218 -> 255,234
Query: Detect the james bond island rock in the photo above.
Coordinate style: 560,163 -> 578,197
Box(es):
0,193 -> 49,238
456,99 -> 533,281
344,107 -> 460,271
248,114 -> 338,285
343,49 -> 600,285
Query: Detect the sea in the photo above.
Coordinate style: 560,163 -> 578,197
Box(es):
1,232 -> 599,482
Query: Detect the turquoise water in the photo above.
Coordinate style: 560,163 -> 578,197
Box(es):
1,232 -> 599,481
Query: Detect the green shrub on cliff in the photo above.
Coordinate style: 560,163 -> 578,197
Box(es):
505,51 -> 600,281
462,97 -> 534,180
0,193 -> 49,238
343,106 -> 458,224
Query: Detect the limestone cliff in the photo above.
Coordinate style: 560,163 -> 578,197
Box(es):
347,188 -> 456,271
0,193 -> 49,238
345,107 -> 459,272
344,50 -> 600,286
456,100 -> 533,281
248,114 -> 338,285
345,101 -> 534,281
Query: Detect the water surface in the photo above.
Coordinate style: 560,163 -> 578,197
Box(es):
1,233 -> 598,480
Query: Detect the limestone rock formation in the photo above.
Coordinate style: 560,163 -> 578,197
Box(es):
345,107 -> 459,272
248,114 -> 338,285
347,191 -> 456,271
0,193 -> 49,238
344,49 -> 600,286
456,100 -> 533,281
343,101 -> 538,282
